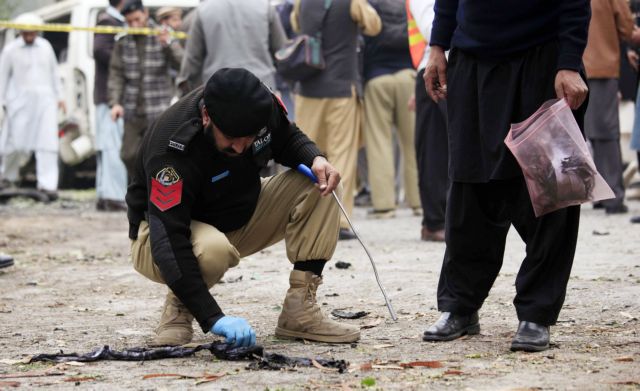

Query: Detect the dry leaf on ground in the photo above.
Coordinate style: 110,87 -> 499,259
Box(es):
400,361 -> 444,369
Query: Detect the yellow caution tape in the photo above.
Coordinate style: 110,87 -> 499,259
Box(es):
0,21 -> 187,39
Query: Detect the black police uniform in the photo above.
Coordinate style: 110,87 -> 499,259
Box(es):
126,86 -> 321,332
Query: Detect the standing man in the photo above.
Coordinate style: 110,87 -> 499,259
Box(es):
128,68 -> 359,347
155,7 -> 183,32
407,0 -> 448,242
94,0 -> 128,211
0,13 -> 65,201
177,0 -> 286,93
362,0 -> 420,220
108,0 -> 182,178
583,0 -> 638,215
421,1 -> 590,352
291,0 -> 381,240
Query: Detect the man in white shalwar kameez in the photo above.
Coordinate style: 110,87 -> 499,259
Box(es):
0,13 -> 65,196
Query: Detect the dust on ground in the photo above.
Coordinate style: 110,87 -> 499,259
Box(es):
0,191 -> 639,390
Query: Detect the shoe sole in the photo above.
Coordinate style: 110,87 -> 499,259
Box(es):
0,260 -> 14,269
422,323 -> 480,342
510,341 -> 549,352
275,327 -> 360,343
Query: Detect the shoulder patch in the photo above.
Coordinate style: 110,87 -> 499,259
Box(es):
150,167 -> 183,211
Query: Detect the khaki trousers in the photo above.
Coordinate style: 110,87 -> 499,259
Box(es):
294,90 -> 361,229
363,69 -> 420,210
131,170 -> 341,287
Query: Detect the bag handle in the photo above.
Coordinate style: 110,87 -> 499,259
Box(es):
306,0 -> 332,39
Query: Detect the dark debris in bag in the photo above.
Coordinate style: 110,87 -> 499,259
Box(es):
28,343 -> 348,373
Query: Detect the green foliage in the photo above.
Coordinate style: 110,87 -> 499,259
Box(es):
361,377 -> 376,388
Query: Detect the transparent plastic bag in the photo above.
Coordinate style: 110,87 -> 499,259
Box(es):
505,99 -> 614,217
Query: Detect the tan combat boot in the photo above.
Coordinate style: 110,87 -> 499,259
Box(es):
275,270 -> 360,343
150,292 -> 194,346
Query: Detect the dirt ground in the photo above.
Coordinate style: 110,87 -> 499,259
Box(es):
0,191 -> 639,390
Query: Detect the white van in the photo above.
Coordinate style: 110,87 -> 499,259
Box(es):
0,0 -> 198,185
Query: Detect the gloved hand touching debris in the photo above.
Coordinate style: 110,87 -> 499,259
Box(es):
211,316 -> 256,347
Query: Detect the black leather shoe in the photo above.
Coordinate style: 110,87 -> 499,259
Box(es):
422,312 -> 480,341
631,215 -> 640,224
338,228 -> 356,241
97,199 -> 127,212
0,254 -> 14,269
510,321 -> 550,352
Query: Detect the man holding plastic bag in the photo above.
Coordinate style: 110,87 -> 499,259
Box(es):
421,1 -> 592,352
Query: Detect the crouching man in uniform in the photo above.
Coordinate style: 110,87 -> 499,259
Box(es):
127,68 -> 359,347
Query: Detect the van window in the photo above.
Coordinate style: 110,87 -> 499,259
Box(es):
42,14 -> 70,62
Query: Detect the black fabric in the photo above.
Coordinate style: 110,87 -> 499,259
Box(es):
430,0 -> 590,71
415,69 -> 448,231
204,68 -> 274,137
437,178 -> 580,326
446,41 -> 588,182
28,343 -> 348,373
363,0 -> 413,83
126,85 -> 321,332
148,214 -> 183,286
93,11 -> 124,104
293,259 -> 327,276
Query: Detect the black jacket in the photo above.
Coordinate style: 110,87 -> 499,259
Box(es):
363,0 -> 412,82
430,0 -> 590,71
93,10 -> 124,105
126,86 -> 321,332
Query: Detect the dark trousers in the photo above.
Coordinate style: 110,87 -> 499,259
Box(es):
121,115 -> 149,180
590,139 -> 625,208
415,69 -> 449,231
436,42 -> 587,326
585,79 -> 626,209
437,179 -> 580,326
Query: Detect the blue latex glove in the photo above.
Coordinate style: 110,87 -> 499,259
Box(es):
211,316 -> 256,347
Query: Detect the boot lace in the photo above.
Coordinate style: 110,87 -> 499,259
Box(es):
304,276 -> 322,306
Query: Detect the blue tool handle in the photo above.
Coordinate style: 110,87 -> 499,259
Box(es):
297,164 -> 318,184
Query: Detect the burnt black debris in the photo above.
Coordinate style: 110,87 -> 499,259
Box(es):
335,261 -> 351,269
28,343 -> 348,372
331,309 -> 369,319
248,352 -> 348,373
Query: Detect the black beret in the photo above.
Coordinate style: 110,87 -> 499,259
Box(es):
203,68 -> 273,137
122,0 -> 144,15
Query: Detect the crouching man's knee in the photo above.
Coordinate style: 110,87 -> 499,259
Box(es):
190,220 -> 240,287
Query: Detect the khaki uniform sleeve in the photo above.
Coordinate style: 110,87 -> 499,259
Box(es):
291,0 -> 301,33
350,0 -> 382,37
614,0 -> 634,41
